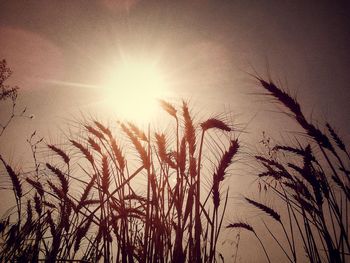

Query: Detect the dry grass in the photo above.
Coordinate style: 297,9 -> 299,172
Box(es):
0,99 -> 238,263
230,77 -> 350,263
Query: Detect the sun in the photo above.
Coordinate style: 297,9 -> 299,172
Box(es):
104,59 -> 168,123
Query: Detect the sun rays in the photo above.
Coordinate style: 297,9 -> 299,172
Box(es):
102,59 -> 169,122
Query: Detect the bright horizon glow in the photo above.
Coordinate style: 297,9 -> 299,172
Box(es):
104,59 -> 168,123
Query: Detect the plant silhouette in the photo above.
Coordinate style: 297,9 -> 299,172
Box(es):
0,64 -> 238,262
227,78 -> 349,263
1,61 -> 349,262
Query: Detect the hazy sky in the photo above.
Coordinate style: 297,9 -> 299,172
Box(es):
1,0 -> 350,157
1,1 -> 350,125
1,1 -> 350,261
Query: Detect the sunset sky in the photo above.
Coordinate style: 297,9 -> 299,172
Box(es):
1,1 -> 349,129
1,1 -> 350,261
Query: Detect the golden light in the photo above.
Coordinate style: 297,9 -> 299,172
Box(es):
104,59 -> 168,123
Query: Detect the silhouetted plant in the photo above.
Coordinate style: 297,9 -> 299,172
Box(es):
0,96 -> 238,262
229,77 -> 349,263
0,59 -> 31,137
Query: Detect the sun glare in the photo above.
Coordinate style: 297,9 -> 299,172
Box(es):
104,60 -> 167,123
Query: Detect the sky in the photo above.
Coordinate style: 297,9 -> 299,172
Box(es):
1,1 -> 350,126
1,0 -> 350,261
